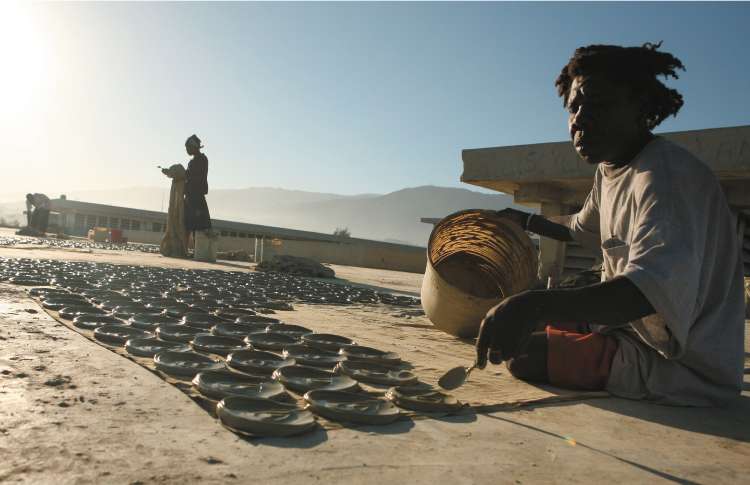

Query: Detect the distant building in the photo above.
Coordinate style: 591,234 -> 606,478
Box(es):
48,198 -> 427,273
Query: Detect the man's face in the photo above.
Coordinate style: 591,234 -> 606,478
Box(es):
566,75 -> 643,165
185,144 -> 196,156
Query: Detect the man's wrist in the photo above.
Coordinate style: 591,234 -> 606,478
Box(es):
513,289 -> 547,321
522,288 -> 577,323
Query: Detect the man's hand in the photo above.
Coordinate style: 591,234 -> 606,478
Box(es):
475,291 -> 541,368
496,208 -> 530,229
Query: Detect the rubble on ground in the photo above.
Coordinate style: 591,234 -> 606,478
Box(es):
257,255 -> 335,279
216,250 -> 252,262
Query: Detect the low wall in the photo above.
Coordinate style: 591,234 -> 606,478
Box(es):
63,225 -> 427,274
218,236 -> 427,274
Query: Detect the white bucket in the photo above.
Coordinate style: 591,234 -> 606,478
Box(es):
194,230 -> 218,263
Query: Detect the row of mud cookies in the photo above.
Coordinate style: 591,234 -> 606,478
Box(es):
1,257 -> 419,308
185,331 -> 464,437
5,257 -> 453,439
0,234 -> 161,253
31,285 -> 463,437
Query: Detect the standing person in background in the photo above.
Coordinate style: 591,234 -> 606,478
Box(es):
183,134 -> 211,247
25,193 -> 51,235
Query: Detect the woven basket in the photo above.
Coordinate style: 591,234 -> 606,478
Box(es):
421,209 -> 538,338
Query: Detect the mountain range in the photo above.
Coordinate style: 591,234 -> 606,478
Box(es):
0,185 -> 522,247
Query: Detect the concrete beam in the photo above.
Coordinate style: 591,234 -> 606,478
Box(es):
462,125 -> 750,192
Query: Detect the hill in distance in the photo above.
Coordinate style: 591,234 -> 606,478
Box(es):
0,185 -> 523,247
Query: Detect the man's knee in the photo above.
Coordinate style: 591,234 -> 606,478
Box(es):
505,333 -> 549,383
506,356 -> 536,381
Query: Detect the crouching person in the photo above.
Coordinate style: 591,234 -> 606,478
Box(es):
479,43 -> 745,407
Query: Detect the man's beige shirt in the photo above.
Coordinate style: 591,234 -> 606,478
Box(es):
569,137 -> 744,406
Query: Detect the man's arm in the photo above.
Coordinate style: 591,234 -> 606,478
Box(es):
476,276 -> 655,366
530,276 -> 654,326
496,208 -> 573,242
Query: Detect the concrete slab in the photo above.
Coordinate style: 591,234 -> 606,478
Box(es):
0,241 -> 748,484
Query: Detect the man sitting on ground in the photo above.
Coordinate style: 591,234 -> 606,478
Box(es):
479,43 -> 745,406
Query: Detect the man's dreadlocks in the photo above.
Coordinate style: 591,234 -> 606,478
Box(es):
555,42 -> 685,130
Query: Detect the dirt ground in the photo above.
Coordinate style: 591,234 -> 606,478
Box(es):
1,233 -> 749,484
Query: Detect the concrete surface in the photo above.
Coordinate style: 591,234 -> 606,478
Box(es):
1,238 -> 749,484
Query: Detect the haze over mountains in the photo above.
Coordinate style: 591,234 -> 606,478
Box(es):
0,186 -> 521,247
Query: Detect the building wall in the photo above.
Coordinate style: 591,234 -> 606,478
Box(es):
52,207 -> 427,274
261,238 -> 426,273
211,235 -> 426,273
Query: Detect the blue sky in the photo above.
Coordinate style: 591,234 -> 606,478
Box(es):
2,2 -> 748,196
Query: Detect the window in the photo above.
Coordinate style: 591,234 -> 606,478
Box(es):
97,216 -> 107,226
109,218 -> 119,228
230,232 -> 237,238
131,220 -> 141,231
86,215 -> 96,227
121,219 -> 130,230
152,222 -> 162,232
239,232 -> 246,238
75,214 -> 85,228
220,230 -> 228,237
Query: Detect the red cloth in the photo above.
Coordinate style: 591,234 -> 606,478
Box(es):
546,324 -> 619,390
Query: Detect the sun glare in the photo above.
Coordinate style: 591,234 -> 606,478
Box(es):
0,2 -> 48,117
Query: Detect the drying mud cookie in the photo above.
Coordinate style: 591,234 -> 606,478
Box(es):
267,323 -> 313,337
59,305 -> 106,320
129,313 -> 180,330
156,323 -> 204,343
385,385 -> 463,413
339,345 -> 401,366
190,334 -> 247,357
301,333 -> 356,352
335,361 -> 418,387
216,396 -> 316,437
272,365 -> 359,394
226,349 -> 294,376
244,332 -> 299,351
124,337 -> 189,358
282,345 -> 344,369
235,314 -> 280,325
153,350 -> 224,378
192,370 -> 289,401
303,390 -> 401,425
94,324 -> 153,345
211,322 -> 269,339
73,314 -> 123,330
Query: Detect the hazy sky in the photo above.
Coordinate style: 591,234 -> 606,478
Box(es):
2,1 -> 748,197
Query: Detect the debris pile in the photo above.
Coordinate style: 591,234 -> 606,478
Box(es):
216,250 -> 252,262
257,255 -> 335,279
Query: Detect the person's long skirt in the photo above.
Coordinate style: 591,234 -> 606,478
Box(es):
184,194 -> 211,232
31,208 -> 50,233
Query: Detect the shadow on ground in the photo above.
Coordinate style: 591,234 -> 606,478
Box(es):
583,394 -> 750,443
330,277 -> 421,298
481,412 -> 703,485
512,388 -> 750,444
250,427 -> 330,449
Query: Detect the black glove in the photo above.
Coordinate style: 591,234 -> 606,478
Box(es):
495,208 -> 531,230
475,291 -> 541,368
